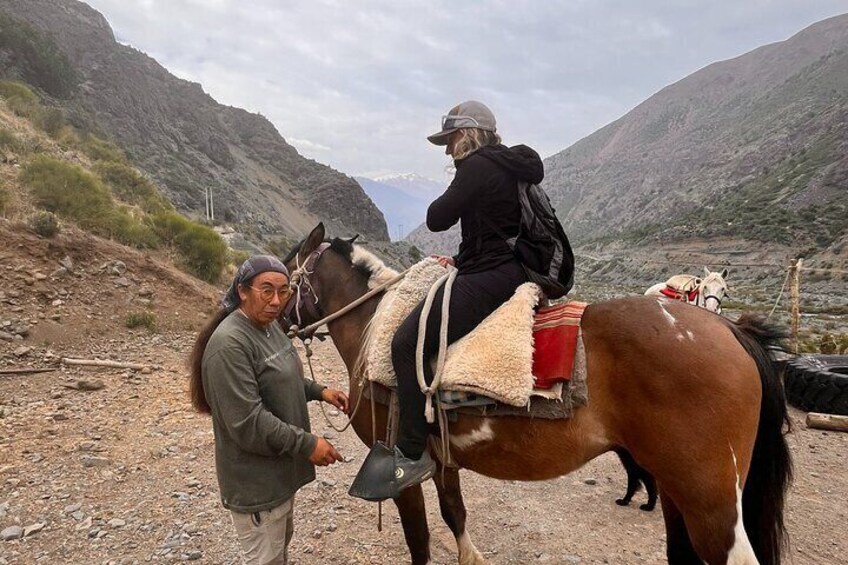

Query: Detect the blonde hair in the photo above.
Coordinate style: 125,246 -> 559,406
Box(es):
451,128 -> 501,160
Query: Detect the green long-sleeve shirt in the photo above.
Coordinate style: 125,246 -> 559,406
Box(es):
201,311 -> 326,512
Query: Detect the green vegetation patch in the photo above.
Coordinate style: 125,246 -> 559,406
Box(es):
95,161 -> 172,214
125,311 -> 157,331
152,211 -> 228,282
29,210 -> 59,238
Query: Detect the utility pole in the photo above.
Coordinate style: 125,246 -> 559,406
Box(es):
204,187 -> 215,222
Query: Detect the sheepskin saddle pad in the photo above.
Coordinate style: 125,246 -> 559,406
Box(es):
363,258 -> 588,408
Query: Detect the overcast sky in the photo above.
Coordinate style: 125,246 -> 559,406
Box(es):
85,1 -> 847,183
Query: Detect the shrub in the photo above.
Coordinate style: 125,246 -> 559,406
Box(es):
152,211 -> 227,282
29,210 -> 59,238
0,80 -> 40,119
53,125 -> 80,149
107,207 -> 159,249
94,161 -> 171,214
20,155 -> 113,231
79,133 -> 126,163
176,222 -> 228,282
36,107 -> 66,137
0,127 -> 25,154
125,311 -> 156,331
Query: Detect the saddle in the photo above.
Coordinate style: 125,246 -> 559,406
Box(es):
659,274 -> 701,302
363,259 -> 589,410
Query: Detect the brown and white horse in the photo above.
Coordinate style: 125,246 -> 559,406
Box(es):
283,224 -> 791,565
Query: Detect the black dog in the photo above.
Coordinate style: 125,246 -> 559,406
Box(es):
613,448 -> 657,511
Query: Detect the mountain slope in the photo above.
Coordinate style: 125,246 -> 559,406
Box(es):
544,13 -> 848,248
0,0 -> 389,241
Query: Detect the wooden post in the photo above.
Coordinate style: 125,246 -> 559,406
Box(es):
789,258 -> 802,354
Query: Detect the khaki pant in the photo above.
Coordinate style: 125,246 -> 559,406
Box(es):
230,497 -> 294,565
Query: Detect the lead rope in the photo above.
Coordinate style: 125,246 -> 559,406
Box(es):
415,267 -> 458,423
301,338 -> 368,433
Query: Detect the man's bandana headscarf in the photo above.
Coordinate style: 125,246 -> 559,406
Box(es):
222,255 -> 289,312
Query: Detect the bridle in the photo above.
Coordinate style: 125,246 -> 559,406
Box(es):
284,242 -> 331,333
697,279 -> 729,315
284,242 -> 410,340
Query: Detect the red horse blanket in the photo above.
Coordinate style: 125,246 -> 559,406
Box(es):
532,301 -> 588,390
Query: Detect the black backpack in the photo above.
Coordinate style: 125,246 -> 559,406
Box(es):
482,181 -> 575,299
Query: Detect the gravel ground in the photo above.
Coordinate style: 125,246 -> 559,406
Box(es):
2,334 -> 846,565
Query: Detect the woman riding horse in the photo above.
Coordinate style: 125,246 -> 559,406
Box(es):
355,100 -> 574,494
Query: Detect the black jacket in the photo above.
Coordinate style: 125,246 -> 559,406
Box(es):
426,144 -> 544,273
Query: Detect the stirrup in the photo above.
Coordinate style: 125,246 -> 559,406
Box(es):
348,442 -> 398,502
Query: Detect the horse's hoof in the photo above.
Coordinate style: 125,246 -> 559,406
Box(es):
639,503 -> 656,512
615,498 -> 630,506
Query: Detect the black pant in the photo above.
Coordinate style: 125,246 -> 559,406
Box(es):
392,260 -> 527,458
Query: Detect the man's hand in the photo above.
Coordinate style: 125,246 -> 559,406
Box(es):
321,388 -> 349,413
309,437 -> 343,466
431,255 -> 455,268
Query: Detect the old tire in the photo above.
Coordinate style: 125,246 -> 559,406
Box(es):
783,355 -> 848,415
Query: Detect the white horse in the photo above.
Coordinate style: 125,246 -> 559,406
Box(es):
645,267 -> 730,314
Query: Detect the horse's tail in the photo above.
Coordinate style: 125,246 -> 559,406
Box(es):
726,313 -> 793,565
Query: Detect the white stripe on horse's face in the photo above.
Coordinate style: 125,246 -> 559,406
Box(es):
450,420 -> 494,450
727,448 -> 758,565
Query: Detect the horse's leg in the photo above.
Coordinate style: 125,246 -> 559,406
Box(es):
614,450 -> 640,507
432,465 -> 488,565
655,455 -> 758,565
641,472 -> 658,512
659,488 -> 700,564
394,484 -> 432,565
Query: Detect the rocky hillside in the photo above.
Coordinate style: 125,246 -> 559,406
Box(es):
545,14 -> 848,250
0,0 -> 388,242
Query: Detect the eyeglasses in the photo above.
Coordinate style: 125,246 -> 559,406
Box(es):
441,114 -> 481,130
245,284 -> 294,303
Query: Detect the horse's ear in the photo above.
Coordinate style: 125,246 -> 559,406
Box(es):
348,234 -> 360,244
703,266 -> 711,277
301,223 -> 326,257
721,268 -> 729,279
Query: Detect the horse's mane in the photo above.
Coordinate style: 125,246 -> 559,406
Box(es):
283,237 -> 398,289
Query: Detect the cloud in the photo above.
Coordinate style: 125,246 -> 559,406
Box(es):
85,0 -> 848,180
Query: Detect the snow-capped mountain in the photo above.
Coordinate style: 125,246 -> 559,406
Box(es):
373,173 -> 446,202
